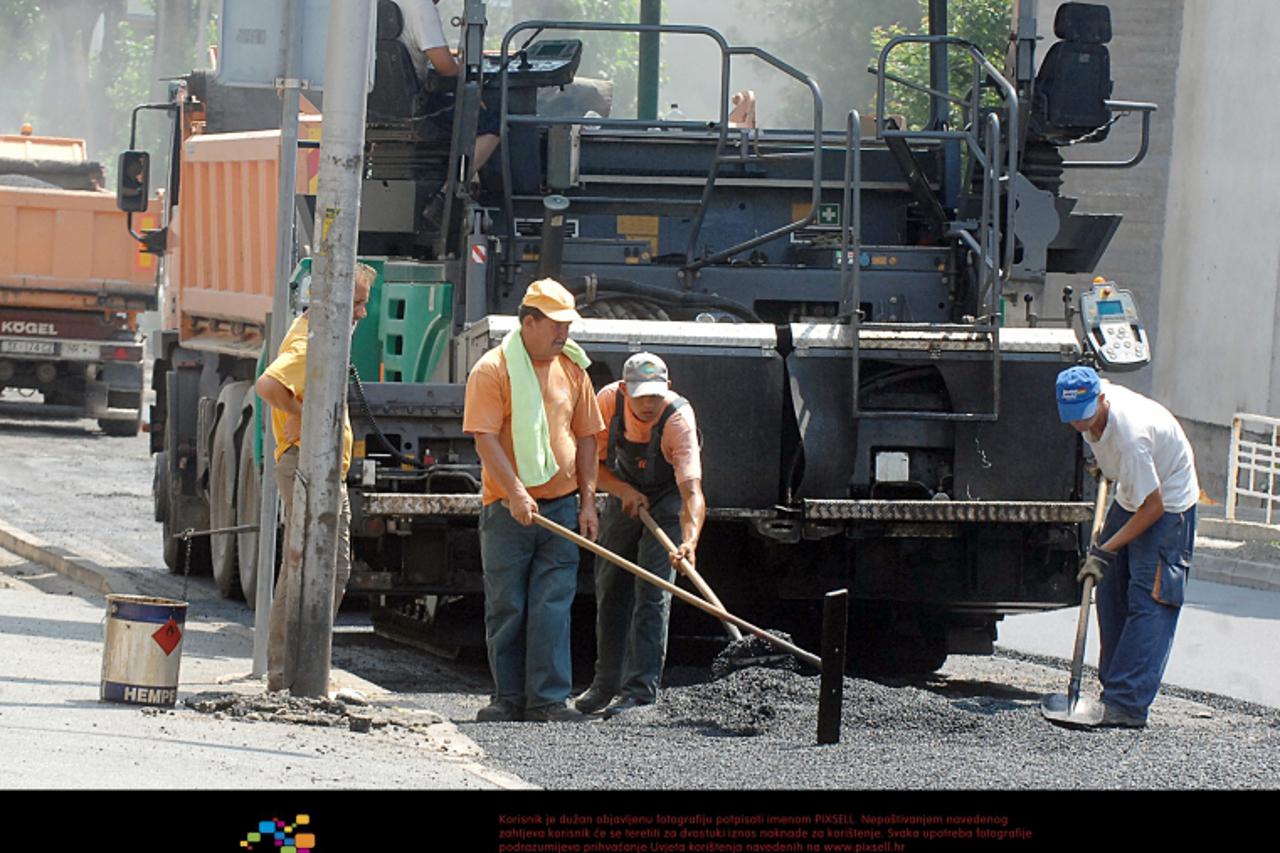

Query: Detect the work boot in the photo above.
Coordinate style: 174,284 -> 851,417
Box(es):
1098,704 -> 1147,729
573,686 -> 615,715
602,695 -> 651,719
523,701 -> 589,723
476,698 -> 522,722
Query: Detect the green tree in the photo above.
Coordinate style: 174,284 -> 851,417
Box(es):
0,1 -> 213,178
870,0 -> 1013,131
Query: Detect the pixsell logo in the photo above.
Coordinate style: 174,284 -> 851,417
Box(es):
241,815 -> 316,851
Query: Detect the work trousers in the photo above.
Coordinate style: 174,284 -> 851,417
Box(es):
590,490 -> 682,703
1095,501 -> 1196,719
479,493 -> 580,710
267,446 -> 352,692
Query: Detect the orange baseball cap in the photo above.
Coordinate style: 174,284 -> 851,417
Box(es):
521,278 -> 581,322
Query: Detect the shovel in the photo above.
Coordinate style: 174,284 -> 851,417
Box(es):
534,510 -> 848,744
638,506 -> 742,642
531,511 -> 820,670
1041,477 -> 1110,727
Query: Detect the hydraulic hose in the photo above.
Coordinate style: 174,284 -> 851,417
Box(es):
562,275 -> 760,322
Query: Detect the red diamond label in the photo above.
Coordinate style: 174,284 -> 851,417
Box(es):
152,617 -> 182,656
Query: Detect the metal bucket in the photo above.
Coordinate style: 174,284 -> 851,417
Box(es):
100,595 -> 188,707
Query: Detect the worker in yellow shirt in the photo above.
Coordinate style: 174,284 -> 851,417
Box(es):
254,262 -> 375,693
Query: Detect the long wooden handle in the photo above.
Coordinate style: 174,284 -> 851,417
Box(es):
533,511 -> 820,669
1090,477 -> 1110,543
1068,478 -> 1110,708
638,507 -> 742,641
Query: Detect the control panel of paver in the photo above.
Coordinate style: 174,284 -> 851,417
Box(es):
1079,280 -> 1150,372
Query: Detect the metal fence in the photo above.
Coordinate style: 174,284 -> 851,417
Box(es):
1226,412 -> 1280,525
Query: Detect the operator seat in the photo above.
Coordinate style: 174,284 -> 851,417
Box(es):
1031,2 -> 1114,144
367,0 -> 423,123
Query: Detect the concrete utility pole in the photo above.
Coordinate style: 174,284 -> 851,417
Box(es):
283,0 -> 374,698
253,0 -> 304,678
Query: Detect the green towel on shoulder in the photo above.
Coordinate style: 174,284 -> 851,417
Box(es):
502,329 -> 591,488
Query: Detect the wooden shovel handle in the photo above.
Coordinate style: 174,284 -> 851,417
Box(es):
1069,477 -> 1110,706
638,507 -> 743,642
532,511 -> 818,669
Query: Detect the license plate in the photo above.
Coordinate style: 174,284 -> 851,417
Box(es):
0,340 -> 56,356
60,341 -> 99,360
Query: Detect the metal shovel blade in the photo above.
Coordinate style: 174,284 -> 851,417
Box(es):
1041,692 -> 1103,728
1041,478 -> 1111,731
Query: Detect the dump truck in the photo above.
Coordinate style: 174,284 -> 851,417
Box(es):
0,127 -> 160,435
130,0 -> 1154,670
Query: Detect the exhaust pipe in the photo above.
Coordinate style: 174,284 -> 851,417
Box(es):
537,194 -> 571,280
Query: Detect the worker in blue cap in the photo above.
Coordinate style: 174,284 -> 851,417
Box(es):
1055,365 -> 1199,728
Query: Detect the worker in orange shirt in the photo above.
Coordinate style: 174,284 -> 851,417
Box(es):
575,352 -> 705,718
462,278 -> 604,722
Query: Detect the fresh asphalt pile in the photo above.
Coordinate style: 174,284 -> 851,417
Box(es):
438,653 -> 1280,789
709,631 -> 802,680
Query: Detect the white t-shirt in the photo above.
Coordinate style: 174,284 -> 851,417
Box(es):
1085,380 -> 1199,513
393,0 -> 448,83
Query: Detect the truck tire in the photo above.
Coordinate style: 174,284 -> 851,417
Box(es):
209,408 -> 241,599
236,426 -> 263,609
160,356 -> 211,575
100,418 -> 141,437
153,452 -> 169,524
162,491 -> 212,575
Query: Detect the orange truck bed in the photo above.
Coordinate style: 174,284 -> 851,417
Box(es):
0,177 -> 157,430
169,117 -> 320,349
0,186 -> 160,312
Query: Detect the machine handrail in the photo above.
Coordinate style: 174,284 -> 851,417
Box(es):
875,35 -> 1019,281
684,44 -> 823,273
495,20 -> 824,280
1060,100 -> 1157,170
842,105 -> 1003,423
497,20 -> 730,284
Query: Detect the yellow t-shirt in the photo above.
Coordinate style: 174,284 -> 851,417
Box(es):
262,313 -> 354,477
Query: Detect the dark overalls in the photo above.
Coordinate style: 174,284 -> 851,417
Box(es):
589,397 -> 691,703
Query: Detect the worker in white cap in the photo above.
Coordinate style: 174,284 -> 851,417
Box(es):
575,352 -> 705,718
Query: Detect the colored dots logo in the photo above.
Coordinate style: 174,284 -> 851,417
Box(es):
241,814 -> 315,852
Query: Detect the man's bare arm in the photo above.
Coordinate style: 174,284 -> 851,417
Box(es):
673,478 -> 706,570
473,432 -> 536,525
255,375 -> 299,414
256,375 -> 302,443
426,45 -> 458,76
1101,488 -> 1164,552
598,465 -> 648,518
575,435 -> 599,541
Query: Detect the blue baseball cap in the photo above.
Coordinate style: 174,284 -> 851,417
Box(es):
1056,365 -> 1101,422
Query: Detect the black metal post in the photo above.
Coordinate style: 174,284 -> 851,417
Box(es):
816,588 -> 848,744
537,195 -> 571,279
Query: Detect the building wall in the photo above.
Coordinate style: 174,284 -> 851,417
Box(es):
1151,0 -> 1280,500
1153,1 -> 1280,423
